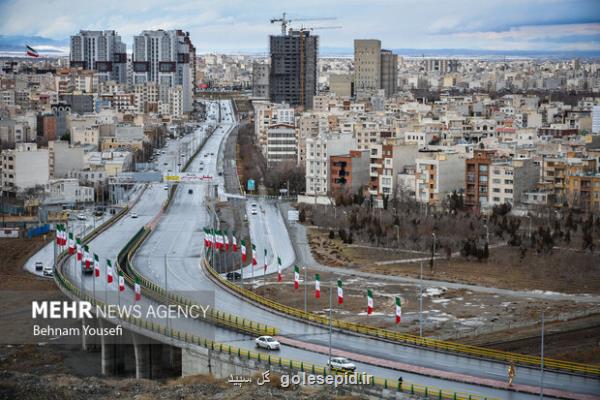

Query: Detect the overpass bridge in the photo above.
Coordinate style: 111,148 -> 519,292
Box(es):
50,99 -> 600,400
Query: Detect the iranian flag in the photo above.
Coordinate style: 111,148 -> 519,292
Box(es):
263,248 -> 267,273
232,233 -> 238,252
293,265 -> 300,289
94,253 -> 100,277
83,245 -> 91,269
241,240 -> 247,262
76,238 -> 83,261
68,233 -> 75,254
337,280 -> 343,304
56,224 -> 65,246
395,297 -> 402,324
251,243 -> 257,266
277,256 -> 282,282
26,45 -> 39,58
118,271 -> 125,292
215,230 -> 223,249
367,289 -> 374,315
107,260 -> 114,284
60,225 -> 67,246
134,277 -> 141,301
203,228 -> 210,247
315,274 -> 321,298
223,230 -> 229,251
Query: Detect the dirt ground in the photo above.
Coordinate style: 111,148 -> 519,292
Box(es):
0,370 -> 351,400
308,228 -> 600,294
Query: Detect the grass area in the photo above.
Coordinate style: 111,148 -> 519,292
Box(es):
365,246 -> 600,293
308,228 -> 423,268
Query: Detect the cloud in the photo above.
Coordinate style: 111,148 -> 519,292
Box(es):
0,0 -> 598,52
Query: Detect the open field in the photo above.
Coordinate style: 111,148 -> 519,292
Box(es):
307,228 -> 600,294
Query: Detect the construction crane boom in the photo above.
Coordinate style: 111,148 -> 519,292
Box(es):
270,12 -> 337,35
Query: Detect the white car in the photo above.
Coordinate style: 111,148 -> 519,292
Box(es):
327,357 -> 356,372
163,185 -> 169,190
43,264 -> 53,277
131,212 -> 138,218
76,214 -> 87,220
255,336 -> 280,350
251,209 -> 258,216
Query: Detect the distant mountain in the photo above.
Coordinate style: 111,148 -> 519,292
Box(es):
0,35 -> 69,54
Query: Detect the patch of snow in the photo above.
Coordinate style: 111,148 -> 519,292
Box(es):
424,287 -> 447,297
431,298 -> 451,304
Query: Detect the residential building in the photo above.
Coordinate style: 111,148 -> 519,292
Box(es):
354,39 -> 381,93
488,158 -> 540,207
465,149 -> 496,209
70,30 -> 127,83
132,30 -> 194,112
416,150 -> 465,206
45,179 -> 94,205
252,62 -> 270,99
1,143 -> 50,193
266,123 -> 297,165
48,141 -> 85,178
566,173 -> 600,211
380,49 -> 398,97
305,133 -> 356,196
329,73 -> 352,97
330,150 -> 370,196
592,105 -> 600,134
269,29 -> 318,109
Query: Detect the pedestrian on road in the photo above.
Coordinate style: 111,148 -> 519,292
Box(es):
507,361 -> 516,386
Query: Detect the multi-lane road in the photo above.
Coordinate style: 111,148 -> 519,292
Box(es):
46,100 -> 599,399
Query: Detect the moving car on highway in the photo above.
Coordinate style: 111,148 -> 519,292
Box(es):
327,357 -> 356,372
255,336 -> 280,350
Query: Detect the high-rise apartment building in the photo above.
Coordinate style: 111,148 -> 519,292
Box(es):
354,39 -> 397,97
269,29 -> 318,109
252,62 -> 270,99
132,30 -> 195,113
354,39 -> 381,92
380,49 -> 398,97
424,59 -> 459,74
70,30 -> 127,83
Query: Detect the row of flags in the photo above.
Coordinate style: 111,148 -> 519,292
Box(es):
55,225 -> 141,301
201,225 -> 403,324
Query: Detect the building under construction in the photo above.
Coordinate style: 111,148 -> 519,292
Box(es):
269,29 -> 318,110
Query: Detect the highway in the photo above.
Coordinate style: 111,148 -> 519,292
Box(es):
54,99 -> 599,399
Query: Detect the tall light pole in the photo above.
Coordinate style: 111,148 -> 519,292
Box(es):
328,280 -> 333,368
419,260 -> 424,337
540,310 -> 545,399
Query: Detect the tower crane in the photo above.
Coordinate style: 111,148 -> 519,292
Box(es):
270,12 -> 337,35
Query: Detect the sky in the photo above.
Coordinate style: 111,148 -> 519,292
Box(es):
0,0 -> 599,53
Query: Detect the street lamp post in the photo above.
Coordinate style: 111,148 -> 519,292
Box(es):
419,260 -> 424,337
540,310 -> 545,399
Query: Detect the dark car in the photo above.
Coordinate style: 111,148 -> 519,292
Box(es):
188,189 -> 193,194
226,272 -> 241,281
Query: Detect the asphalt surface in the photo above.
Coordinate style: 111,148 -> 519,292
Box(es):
49,100 -> 599,399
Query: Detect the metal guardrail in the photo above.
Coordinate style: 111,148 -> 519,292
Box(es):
115,226 -> 278,337
54,254 -> 497,400
203,258 -> 600,377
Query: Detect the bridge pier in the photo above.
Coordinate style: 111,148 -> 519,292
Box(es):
81,316 -> 100,352
132,333 -> 163,379
99,319 -> 130,376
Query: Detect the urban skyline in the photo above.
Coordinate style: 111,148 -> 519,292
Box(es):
0,0 -> 599,54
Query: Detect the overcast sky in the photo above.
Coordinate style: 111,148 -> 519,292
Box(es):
0,0 -> 599,52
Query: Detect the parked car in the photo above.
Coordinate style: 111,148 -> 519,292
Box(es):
163,185 -> 169,190
327,357 -> 356,372
255,336 -> 280,350
226,272 -> 241,281
188,189 -> 193,194
35,261 -> 43,271
43,264 -> 53,277
76,214 -> 87,220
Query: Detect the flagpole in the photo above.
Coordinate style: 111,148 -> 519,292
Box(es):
304,266 -> 307,314
164,255 -> 170,334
